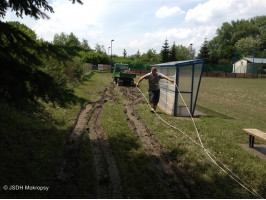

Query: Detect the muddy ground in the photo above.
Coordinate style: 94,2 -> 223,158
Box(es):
48,83 -> 194,198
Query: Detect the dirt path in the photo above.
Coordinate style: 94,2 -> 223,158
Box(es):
119,86 -> 192,198
47,103 -> 93,198
87,84 -> 123,198
48,84 -> 122,198
49,83 -> 193,198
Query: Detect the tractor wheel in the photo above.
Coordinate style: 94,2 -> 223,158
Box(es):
118,78 -> 123,86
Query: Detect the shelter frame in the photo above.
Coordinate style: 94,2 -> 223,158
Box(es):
152,59 -> 205,117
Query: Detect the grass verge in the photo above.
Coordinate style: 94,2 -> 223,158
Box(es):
0,71 -> 111,198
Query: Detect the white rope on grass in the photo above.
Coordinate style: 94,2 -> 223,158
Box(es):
136,85 -> 263,199
136,86 -> 203,149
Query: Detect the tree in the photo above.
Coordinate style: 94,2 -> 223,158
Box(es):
236,37 -> 261,57
81,39 -> 91,51
176,45 -> 190,61
95,43 -> 106,53
7,21 -> 37,40
136,49 -> 141,58
208,16 -> 263,64
0,0 -> 84,108
160,39 -> 170,62
53,32 -> 68,45
0,21 -> 78,107
53,32 -> 81,47
169,42 -> 177,61
130,49 -> 141,59
80,51 -> 109,65
123,49 -> 127,58
141,49 -> 160,63
197,38 -> 210,61
66,32 -> 81,47
251,16 -> 266,50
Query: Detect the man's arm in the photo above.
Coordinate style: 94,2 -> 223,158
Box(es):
163,75 -> 174,83
136,76 -> 145,87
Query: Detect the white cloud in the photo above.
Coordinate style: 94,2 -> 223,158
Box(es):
185,0 -> 266,25
141,26 -> 217,53
31,0 -> 108,41
129,39 -> 148,48
144,26 -> 216,41
155,6 -> 185,18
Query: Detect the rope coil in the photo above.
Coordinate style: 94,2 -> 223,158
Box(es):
136,84 -> 263,199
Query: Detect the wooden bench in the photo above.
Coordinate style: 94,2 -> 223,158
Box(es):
243,129 -> 266,148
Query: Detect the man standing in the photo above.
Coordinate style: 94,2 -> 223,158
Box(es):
136,67 -> 174,112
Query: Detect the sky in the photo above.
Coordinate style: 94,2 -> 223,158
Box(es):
4,0 -> 266,56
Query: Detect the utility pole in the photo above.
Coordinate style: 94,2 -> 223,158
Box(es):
111,39 -> 114,66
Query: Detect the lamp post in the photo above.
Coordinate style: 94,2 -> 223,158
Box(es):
108,47 -> 110,55
111,39 -> 114,67
190,43 -> 193,59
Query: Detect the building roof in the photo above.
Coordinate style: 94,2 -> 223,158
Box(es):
152,59 -> 206,67
242,57 -> 266,64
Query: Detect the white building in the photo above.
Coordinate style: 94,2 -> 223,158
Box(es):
233,58 -> 266,73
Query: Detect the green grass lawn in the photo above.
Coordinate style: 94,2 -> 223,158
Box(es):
1,72 -> 265,199
137,76 -> 266,198
198,77 -> 266,131
0,71 -> 111,198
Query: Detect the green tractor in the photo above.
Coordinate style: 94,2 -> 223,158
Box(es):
112,63 -> 136,86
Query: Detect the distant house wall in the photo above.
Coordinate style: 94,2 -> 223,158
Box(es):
98,64 -> 111,70
233,58 -> 266,74
234,59 -> 247,73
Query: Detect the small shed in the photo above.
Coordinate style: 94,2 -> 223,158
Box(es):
233,58 -> 266,74
98,64 -> 111,70
152,59 -> 205,117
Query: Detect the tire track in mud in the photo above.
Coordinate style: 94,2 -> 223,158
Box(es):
119,86 -> 192,198
48,103 -> 93,198
49,83 -> 193,198
87,84 -> 123,199
48,84 -> 122,198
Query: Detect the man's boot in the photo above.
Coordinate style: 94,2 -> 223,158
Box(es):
150,103 -> 155,112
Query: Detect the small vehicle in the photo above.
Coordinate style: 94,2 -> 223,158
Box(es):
112,63 -> 136,86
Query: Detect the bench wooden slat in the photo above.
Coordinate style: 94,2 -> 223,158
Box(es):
243,129 -> 266,142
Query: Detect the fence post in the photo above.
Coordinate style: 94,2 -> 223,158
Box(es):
252,48 -> 255,78
190,64 -> 194,114
233,47 -> 237,78
174,65 -> 179,117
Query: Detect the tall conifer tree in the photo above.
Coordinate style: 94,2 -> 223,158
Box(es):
170,42 -> 177,61
160,39 -> 170,63
197,38 -> 210,62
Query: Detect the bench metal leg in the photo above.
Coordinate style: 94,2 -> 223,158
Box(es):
249,135 -> 255,148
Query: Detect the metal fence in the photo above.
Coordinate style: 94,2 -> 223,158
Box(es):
202,72 -> 266,78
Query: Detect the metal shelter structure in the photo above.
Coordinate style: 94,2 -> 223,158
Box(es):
152,59 -> 205,117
